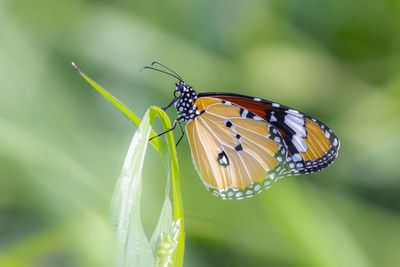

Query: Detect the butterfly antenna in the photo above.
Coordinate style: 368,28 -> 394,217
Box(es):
151,61 -> 183,81
140,66 -> 181,81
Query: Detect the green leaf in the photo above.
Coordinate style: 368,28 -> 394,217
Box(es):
148,107 -> 185,266
73,63 -> 185,266
71,62 -> 166,154
109,109 -> 155,266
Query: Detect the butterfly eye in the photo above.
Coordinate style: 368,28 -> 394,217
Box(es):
174,90 -> 181,98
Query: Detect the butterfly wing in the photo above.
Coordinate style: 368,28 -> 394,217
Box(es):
186,97 -> 288,199
198,93 -> 340,175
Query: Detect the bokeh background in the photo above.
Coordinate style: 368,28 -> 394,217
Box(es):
1,0 -> 400,266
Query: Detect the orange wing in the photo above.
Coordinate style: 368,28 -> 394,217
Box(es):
198,93 -> 340,175
186,97 -> 287,199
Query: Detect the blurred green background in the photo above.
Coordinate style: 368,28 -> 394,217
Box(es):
1,0 -> 400,266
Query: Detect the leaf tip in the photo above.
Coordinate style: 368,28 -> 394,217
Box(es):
72,62 -> 81,72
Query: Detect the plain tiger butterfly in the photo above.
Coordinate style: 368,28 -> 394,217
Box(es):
142,62 -> 340,200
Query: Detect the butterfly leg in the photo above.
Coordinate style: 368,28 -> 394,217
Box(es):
161,97 -> 178,111
175,122 -> 185,147
149,119 -> 178,142
148,118 -> 185,147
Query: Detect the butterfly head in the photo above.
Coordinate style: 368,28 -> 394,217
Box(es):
174,81 -> 194,96
140,61 -> 200,122
174,81 -> 187,95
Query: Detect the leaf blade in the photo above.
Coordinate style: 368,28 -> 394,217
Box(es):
148,107 -> 185,266
109,109 -> 155,267
72,62 -> 166,153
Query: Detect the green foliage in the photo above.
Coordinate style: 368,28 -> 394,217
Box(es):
74,64 -> 184,266
1,0 -> 400,266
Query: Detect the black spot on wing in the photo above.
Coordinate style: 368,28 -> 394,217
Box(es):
234,144 -> 243,151
217,151 -> 230,167
246,112 -> 255,119
225,121 -> 233,128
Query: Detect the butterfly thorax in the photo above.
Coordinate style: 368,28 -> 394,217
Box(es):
174,81 -> 201,123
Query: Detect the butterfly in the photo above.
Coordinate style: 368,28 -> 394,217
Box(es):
142,62 -> 340,200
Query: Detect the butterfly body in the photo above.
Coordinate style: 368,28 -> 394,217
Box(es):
142,62 -> 340,200
172,81 -> 201,124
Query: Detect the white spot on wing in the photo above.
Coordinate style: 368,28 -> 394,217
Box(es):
333,138 -> 338,147
269,173 -> 275,180
272,103 -> 280,107
292,135 -> 308,152
254,115 -> 264,121
325,130 -> 330,139
285,114 -> 306,137
270,115 -> 277,122
287,109 -> 299,114
218,155 -> 228,165
292,153 -> 303,162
